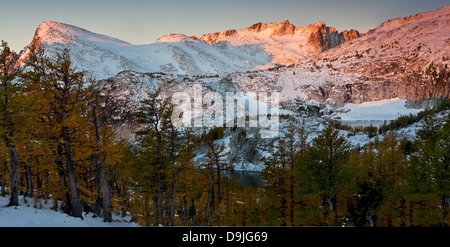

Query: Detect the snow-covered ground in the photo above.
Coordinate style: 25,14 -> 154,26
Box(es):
0,195 -> 139,227
335,98 -> 423,121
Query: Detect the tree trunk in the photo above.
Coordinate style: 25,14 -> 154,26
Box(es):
4,130 -> 19,207
110,172 -> 126,217
156,172 -> 163,226
92,104 -> 112,222
1,161 -> 7,197
216,162 -> 222,204
289,175 -> 295,226
98,153 -> 112,222
326,194 -> 336,211
93,168 -> 102,218
3,88 -> 19,207
62,118 -> 83,218
368,212 -> 376,227
183,196 -> 188,226
6,145 -> 19,206
169,173 -> 179,226
1,43 -> 21,207
26,165 -> 33,197
2,58 -> 19,207
56,147 -> 72,214
204,176 -> 214,226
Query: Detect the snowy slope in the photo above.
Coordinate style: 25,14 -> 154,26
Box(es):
0,195 -> 139,227
226,6 -> 450,105
335,98 -> 423,121
310,5 -> 450,77
18,21 -> 272,79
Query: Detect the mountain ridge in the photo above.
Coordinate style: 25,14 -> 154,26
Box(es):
192,20 -> 361,65
17,20 -> 274,78
15,19 -> 361,78
10,6 -> 450,105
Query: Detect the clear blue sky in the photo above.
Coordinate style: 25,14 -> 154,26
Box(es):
1,0 -> 448,51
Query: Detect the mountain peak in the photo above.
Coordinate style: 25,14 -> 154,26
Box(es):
31,21 -> 78,47
32,21 -> 131,48
308,21 -> 326,28
247,20 -> 295,36
269,19 -> 295,36
155,33 -> 198,43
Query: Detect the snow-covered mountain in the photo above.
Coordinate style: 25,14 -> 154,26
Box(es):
17,21 -> 273,79
17,19 -> 359,79
15,6 -> 449,98
227,5 -> 450,105
193,20 -> 360,65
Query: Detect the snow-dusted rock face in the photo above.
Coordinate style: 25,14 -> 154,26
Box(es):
94,71 -> 186,141
94,70 -> 233,141
193,20 -> 360,65
227,6 -> 450,105
17,21 -> 273,79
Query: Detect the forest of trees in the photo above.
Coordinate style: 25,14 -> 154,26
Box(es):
0,41 -> 449,226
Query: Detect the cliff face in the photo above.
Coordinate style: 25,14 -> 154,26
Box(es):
340,29 -> 361,42
306,22 -> 357,52
94,71 -> 186,141
193,20 -> 360,65
299,71 -> 449,106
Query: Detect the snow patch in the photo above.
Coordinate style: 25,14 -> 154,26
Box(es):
0,194 -> 139,227
335,98 -> 423,121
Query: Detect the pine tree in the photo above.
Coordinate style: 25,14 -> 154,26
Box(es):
348,142 -> 380,226
297,124 -> 353,225
174,127 -> 197,226
353,132 -> 407,226
261,134 -> 289,225
261,120 -> 307,226
201,131 -> 231,226
407,113 -> 450,225
415,114 -> 449,207
132,87 -> 179,225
